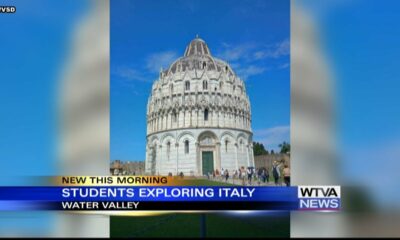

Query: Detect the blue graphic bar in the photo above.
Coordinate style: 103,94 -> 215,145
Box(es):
0,186 -> 297,202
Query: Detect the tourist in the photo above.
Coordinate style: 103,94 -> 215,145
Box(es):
261,169 -> 266,184
240,167 -> 246,185
283,164 -> 290,187
247,167 -> 253,185
224,169 -> 229,182
272,161 -> 281,186
257,168 -> 261,186
265,168 -> 269,183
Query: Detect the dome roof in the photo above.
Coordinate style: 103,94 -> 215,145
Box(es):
164,36 -> 235,76
184,36 -> 211,56
146,36 -> 252,136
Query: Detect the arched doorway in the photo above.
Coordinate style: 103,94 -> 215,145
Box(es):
197,131 -> 220,175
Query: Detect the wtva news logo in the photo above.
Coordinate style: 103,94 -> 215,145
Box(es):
298,186 -> 341,211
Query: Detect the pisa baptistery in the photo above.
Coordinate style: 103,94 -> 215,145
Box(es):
145,36 -> 254,176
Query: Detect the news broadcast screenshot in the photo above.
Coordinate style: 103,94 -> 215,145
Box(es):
0,0 -> 399,238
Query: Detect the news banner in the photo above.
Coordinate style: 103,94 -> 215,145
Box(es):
0,176 -> 340,212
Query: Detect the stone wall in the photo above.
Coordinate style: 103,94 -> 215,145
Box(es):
110,160 -> 145,175
254,153 -> 290,170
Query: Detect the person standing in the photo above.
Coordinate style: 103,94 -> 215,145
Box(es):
247,167 -> 253,185
265,168 -> 270,184
272,162 -> 281,186
283,164 -> 290,187
224,169 -> 229,182
261,169 -> 266,184
240,167 -> 245,185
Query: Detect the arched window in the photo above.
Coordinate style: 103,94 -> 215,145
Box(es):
203,61 -> 207,69
167,141 -> 171,160
225,139 -> 229,153
203,80 -> 208,90
184,140 -> 189,154
204,108 -> 209,121
185,81 -> 190,91
172,110 -> 177,122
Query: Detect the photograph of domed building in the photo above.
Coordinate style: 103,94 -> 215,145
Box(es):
111,0 -> 290,237
145,36 -> 254,176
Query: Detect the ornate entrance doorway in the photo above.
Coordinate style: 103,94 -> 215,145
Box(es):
202,151 -> 214,175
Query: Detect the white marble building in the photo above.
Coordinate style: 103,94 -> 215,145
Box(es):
145,36 -> 254,176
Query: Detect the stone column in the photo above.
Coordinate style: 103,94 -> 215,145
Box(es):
170,112 -> 173,129
183,110 -> 186,127
234,142 -> 238,170
158,145 -> 162,175
196,109 -> 199,127
216,142 -> 221,170
250,144 -> 255,166
189,109 -> 193,126
196,142 -> 201,175
175,143 -> 179,175
197,109 -> 203,127
246,144 -> 250,167
217,110 -> 220,127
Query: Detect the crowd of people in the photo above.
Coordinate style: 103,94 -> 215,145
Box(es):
206,161 -> 290,186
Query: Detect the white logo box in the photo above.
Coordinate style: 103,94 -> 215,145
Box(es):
298,186 -> 341,198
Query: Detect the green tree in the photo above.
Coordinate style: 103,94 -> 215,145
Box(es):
253,142 -> 268,156
279,141 -> 290,154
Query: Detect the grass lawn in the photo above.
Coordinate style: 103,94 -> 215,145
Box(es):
182,178 -> 236,186
110,179 -> 290,238
111,213 -> 290,238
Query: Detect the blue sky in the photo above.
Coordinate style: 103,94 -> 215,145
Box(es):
0,0 -> 87,179
111,0 -> 290,161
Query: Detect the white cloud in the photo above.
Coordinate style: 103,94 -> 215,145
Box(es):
146,51 -> 178,73
279,62 -> 290,69
217,43 -> 256,62
217,39 -> 289,63
215,39 -> 289,80
113,66 -> 148,82
253,39 -> 290,60
236,65 -> 267,80
254,125 -> 290,151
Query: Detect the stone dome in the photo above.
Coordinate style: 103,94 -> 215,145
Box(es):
147,36 -> 251,132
